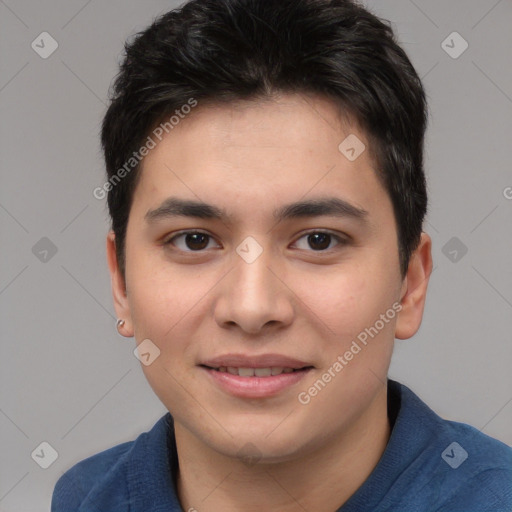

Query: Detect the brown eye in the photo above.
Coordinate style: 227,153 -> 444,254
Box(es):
293,231 -> 346,251
307,233 -> 331,250
165,231 -> 220,251
184,233 -> 209,250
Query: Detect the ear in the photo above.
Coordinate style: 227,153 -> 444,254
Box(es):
107,230 -> 134,337
395,232 -> 433,340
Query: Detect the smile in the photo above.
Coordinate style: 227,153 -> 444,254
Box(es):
200,365 -> 313,398
206,366 -> 308,377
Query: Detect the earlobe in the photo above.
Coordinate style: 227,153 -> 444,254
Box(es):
395,232 -> 433,340
106,231 -> 134,337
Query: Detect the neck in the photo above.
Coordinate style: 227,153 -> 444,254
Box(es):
175,386 -> 390,512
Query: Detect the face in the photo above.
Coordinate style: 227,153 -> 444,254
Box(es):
108,93 -> 429,462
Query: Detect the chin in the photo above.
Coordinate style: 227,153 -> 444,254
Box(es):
209,420 -> 311,463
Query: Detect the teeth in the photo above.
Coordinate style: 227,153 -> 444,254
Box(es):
238,367 -> 254,377
254,367 -> 272,377
214,366 -> 300,377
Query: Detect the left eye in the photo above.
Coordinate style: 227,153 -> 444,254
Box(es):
293,232 -> 344,251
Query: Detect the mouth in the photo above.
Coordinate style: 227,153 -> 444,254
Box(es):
201,365 -> 313,377
198,355 -> 314,398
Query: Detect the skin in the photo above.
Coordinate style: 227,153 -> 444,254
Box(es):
107,93 -> 432,512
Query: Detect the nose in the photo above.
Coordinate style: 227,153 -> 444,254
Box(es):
213,247 -> 294,334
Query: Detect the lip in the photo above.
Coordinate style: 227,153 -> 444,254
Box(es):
201,353 -> 312,369
199,353 -> 314,399
202,366 -> 312,398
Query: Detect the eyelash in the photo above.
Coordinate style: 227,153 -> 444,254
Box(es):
162,229 -> 348,253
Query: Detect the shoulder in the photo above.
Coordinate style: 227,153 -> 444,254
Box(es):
396,380 -> 512,469
433,418 -> 512,510
51,440 -> 135,511
51,414 -> 173,512
394,381 -> 512,510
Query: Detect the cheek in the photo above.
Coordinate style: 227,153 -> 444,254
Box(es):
127,270 -> 207,415
292,267 -> 398,426
293,262 -> 398,341
126,259 -> 224,392
292,260 -> 400,407
125,239 -> 202,336
125,270 -> 190,373
130,280 -> 201,346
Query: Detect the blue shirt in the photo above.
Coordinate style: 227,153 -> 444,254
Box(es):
51,380 -> 512,511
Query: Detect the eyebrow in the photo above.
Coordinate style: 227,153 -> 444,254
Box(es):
145,196 -> 369,224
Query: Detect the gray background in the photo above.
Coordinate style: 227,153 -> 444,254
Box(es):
0,0 -> 511,510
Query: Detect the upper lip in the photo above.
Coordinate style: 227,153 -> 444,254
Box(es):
201,353 -> 313,369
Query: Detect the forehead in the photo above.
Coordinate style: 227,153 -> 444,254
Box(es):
132,93 -> 391,226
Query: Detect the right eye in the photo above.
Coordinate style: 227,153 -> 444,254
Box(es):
163,231 -> 221,252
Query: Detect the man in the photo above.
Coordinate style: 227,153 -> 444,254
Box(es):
52,0 -> 512,510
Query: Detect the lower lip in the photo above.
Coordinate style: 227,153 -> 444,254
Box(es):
201,367 -> 312,398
